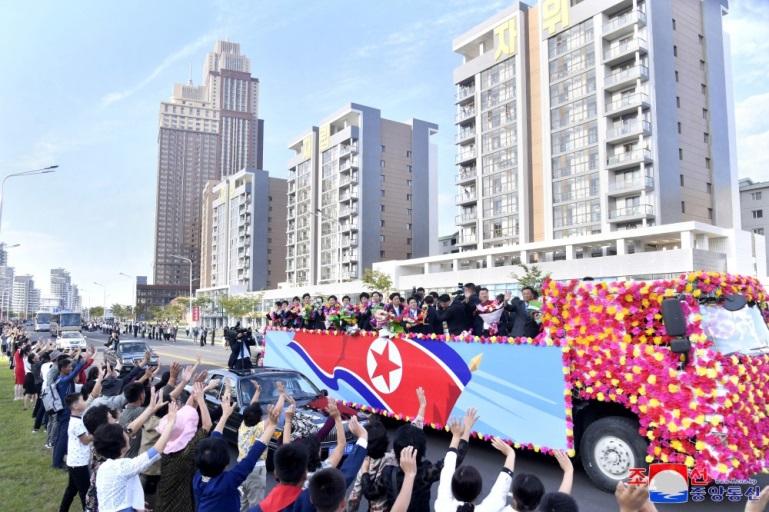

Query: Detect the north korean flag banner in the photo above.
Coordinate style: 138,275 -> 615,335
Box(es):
264,330 -> 570,451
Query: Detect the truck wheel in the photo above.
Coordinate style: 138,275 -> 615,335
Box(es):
579,416 -> 647,493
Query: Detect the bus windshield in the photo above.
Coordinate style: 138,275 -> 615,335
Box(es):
35,313 -> 51,323
699,304 -> 769,355
58,313 -> 81,327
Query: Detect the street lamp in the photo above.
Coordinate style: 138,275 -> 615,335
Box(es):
171,255 -> 193,325
93,281 -> 106,315
0,165 -> 58,233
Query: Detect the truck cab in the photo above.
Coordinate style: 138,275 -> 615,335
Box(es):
544,272 -> 769,491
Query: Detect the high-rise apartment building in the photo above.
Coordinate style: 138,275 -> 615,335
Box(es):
153,41 -> 263,288
739,178 -> 769,271
12,275 -> 39,319
0,266 -> 14,318
50,268 -> 72,309
200,169 -> 287,292
285,103 -> 438,286
453,0 -> 737,251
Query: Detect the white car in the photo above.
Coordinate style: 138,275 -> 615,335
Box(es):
56,331 -> 88,350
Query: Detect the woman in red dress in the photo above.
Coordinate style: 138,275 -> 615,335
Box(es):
13,341 -> 25,400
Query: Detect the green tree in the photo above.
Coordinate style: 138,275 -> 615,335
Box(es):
111,304 -> 125,320
511,263 -> 550,292
89,306 -> 104,319
192,296 -> 212,309
219,294 -> 262,322
361,269 -> 393,294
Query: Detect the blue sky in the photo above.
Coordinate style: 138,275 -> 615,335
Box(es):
0,0 -> 765,306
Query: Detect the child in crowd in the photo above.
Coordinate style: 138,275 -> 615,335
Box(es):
252,416 -> 368,512
193,388 -> 283,512
238,383 -> 267,511
58,392 -> 93,512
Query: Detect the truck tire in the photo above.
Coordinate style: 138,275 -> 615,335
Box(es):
579,416 -> 647,493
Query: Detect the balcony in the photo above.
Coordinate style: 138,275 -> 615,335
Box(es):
608,176 -> 654,195
605,65 -> 648,91
456,128 -> 476,144
456,189 -> 477,205
603,38 -> 647,66
339,157 -> 359,172
339,189 -> 359,202
458,233 -> 477,245
606,148 -> 653,170
605,93 -> 650,116
609,203 -> 655,221
455,105 -> 475,124
339,173 -> 359,187
456,84 -> 475,103
455,211 -> 477,225
603,10 -> 647,40
339,143 -> 358,158
456,148 -> 476,164
340,220 -> 359,232
606,120 -> 651,143
455,167 -> 477,185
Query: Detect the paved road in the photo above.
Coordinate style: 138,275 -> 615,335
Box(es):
36,329 -> 761,511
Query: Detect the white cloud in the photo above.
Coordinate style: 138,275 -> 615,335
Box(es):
100,32 -> 218,107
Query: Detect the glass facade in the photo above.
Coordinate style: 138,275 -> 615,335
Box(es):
548,19 -> 600,239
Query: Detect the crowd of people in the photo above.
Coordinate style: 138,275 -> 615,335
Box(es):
266,284 -> 541,339
4,314 -> 769,512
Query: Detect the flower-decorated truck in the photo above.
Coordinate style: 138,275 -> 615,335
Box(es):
263,272 -> 769,492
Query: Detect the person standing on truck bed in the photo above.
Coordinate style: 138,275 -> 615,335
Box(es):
505,286 -> 542,339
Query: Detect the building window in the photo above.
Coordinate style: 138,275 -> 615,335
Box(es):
407,223 -> 412,231
702,108 -> 708,119
704,132 -> 709,143
677,122 -> 682,134
679,148 -> 683,160
681,201 -> 686,213
701,84 -> 707,95
752,191 -> 762,201
706,182 -> 712,193
698,34 -> 704,44
380,235 -> 385,242
708,208 -> 713,220
381,189 -> 385,197
380,250 -> 385,257
381,144 -> 386,152
406,193 -> 411,201
673,45 -> 678,57
700,59 -> 706,71
676,96 -> 681,108
672,18 -> 676,30
675,70 -> 679,82
380,174 -> 385,184
680,174 -> 684,186
380,220 -> 385,227
705,157 -> 711,170
381,205 -> 385,212
753,210 -> 763,219
380,160 -> 385,168
754,228 -> 765,235
408,165 -> 413,173
406,179 -> 412,187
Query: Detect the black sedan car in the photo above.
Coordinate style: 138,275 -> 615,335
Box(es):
190,367 -> 367,456
104,341 -> 159,371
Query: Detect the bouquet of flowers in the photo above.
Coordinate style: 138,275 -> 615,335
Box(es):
339,305 -> 358,327
372,308 -> 405,334
323,304 -> 343,330
302,303 -> 316,323
402,306 -> 426,329
476,300 -> 504,334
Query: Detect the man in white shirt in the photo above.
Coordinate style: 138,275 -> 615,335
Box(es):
58,392 -> 92,512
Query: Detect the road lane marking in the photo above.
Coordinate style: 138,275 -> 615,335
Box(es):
153,351 -> 223,367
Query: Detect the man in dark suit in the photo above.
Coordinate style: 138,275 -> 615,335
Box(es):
506,286 -> 542,339
436,294 -> 469,335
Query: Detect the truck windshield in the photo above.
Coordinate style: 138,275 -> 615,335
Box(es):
699,304 -> 769,355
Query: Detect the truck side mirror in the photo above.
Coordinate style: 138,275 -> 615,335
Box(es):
661,298 -> 687,337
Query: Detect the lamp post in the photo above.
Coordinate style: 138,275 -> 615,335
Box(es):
0,165 -> 58,233
93,281 -> 106,317
171,255 -> 193,325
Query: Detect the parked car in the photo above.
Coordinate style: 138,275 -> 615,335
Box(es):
104,340 -> 158,371
56,331 -> 88,350
188,367 -> 368,456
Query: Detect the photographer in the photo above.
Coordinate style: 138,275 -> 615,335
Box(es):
227,323 -> 256,370
435,293 -> 468,335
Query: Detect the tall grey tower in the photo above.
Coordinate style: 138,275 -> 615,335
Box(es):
153,41 -> 263,287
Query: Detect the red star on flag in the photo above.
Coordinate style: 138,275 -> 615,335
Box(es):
370,341 -> 401,389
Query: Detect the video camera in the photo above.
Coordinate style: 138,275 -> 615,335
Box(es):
453,282 -> 465,297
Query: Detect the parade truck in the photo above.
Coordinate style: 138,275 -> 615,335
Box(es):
263,272 -> 769,492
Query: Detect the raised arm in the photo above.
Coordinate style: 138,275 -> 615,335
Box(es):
127,387 -> 166,435
413,387 -> 426,428
391,447 -> 417,512
283,398 -> 295,443
478,438 -> 517,511
214,386 -> 234,435
554,450 -> 574,495
169,364 -> 194,400
325,400 -> 346,468
249,382 -> 261,405
461,407 -> 479,443
195,382 -> 212,432
435,419 -> 463,509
